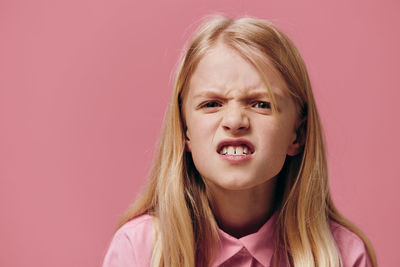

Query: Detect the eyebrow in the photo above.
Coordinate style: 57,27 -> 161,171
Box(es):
193,89 -> 271,100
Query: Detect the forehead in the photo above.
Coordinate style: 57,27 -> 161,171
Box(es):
187,43 -> 289,99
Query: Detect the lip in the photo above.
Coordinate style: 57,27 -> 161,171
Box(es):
216,138 -> 255,154
218,153 -> 253,163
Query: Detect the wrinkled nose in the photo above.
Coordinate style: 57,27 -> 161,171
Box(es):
222,105 -> 250,134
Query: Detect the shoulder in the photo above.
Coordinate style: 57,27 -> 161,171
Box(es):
102,214 -> 154,267
118,214 -> 154,245
329,221 -> 373,267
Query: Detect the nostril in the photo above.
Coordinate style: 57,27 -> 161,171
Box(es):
222,124 -> 249,131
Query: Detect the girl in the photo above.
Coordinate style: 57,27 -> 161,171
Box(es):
102,14 -> 377,267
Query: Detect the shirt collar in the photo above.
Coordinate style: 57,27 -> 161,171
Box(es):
212,212 -> 277,267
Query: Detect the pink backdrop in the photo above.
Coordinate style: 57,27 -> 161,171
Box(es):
1,0 -> 398,266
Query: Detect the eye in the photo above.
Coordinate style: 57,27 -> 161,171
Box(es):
201,101 -> 222,108
252,101 -> 271,109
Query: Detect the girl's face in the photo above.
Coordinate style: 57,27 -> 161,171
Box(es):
183,43 -> 300,191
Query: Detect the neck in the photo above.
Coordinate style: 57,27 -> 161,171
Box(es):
207,177 -> 277,238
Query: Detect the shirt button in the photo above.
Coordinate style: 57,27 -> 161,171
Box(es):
238,247 -> 249,255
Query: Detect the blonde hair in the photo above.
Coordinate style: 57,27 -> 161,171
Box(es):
117,14 -> 377,267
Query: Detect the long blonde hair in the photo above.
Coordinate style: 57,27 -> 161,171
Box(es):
117,14 -> 377,267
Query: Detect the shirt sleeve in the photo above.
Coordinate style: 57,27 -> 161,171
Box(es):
331,223 -> 373,267
351,251 -> 373,267
102,229 -> 137,267
345,237 -> 373,267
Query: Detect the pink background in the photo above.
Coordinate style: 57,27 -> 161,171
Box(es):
1,0 -> 398,266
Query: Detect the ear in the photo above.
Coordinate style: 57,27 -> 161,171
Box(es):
287,118 -> 306,156
287,140 -> 301,156
184,128 -> 191,152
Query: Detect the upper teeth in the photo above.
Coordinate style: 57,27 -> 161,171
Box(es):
220,145 -> 250,155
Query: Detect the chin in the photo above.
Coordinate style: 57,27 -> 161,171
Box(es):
213,178 -> 259,191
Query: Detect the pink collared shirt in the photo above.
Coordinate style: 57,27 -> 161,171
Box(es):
102,213 -> 372,267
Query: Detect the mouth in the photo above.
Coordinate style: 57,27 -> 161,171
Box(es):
216,139 -> 255,155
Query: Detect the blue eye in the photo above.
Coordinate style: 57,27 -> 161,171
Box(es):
253,101 -> 271,109
202,101 -> 221,108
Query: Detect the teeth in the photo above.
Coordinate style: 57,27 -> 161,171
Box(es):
220,145 -> 250,155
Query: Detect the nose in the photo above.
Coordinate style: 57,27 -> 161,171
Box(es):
221,104 -> 250,134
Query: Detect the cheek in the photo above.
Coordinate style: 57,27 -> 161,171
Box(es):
188,128 -> 215,177
255,126 -> 290,178
256,121 -> 293,155
187,115 -> 218,150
